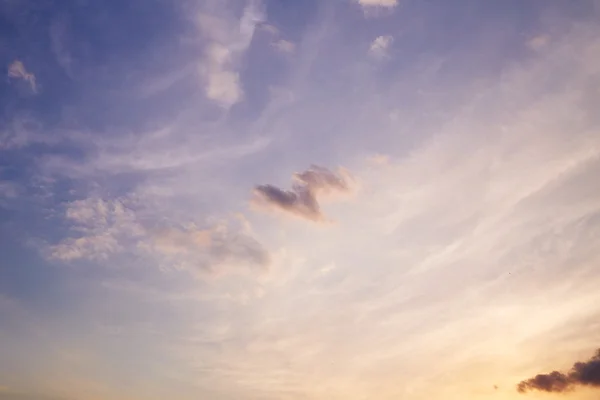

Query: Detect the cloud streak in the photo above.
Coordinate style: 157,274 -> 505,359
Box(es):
517,349 -> 600,394
252,165 -> 354,223
197,1 -> 264,107
357,0 -> 398,8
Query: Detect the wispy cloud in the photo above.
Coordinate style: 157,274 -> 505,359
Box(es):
517,348 -> 600,393
357,0 -> 398,8
49,19 -> 74,78
7,60 -> 37,92
369,35 -> 393,58
0,181 -> 18,199
2,1 -> 600,400
252,165 -> 355,223
527,35 -> 550,52
49,197 -> 270,276
366,154 -> 390,166
197,1 -> 264,107
272,39 -> 295,54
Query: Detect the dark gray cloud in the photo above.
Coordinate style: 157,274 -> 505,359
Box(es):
517,348 -> 600,394
252,165 -> 353,222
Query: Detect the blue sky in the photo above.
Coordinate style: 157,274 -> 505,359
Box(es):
2,1 -> 600,399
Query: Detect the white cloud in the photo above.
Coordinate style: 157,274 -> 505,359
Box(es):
272,39 -> 295,54
369,35 -> 394,58
49,196 -> 271,276
50,198 -> 142,261
357,0 -> 398,8
7,60 -> 37,92
203,65 -> 243,107
260,23 -> 279,35
197,2 -> 264,107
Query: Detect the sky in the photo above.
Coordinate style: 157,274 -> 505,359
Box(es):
1,0 -> 600,399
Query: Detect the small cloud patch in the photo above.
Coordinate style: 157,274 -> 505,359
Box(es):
7,60 -> 37,92
272,39 -> 295,54
252,165 -> 355,223
369,35 -> 394,58
358,0 -> 398,8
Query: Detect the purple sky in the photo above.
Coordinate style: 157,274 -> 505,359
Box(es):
1,1 -> 600,399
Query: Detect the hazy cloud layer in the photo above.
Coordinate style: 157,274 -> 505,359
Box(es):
517,349 -> 600,393
252,165 -> 354,222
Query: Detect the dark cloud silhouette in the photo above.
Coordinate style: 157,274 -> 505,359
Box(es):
252,165 -> 353,222
517,348 -> 600,394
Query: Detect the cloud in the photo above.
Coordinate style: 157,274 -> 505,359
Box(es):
366,154 -> 390,166
272,39 -> 295,54
252,165 -> 354,222
7,60 -> 37,92
203,62 -> 242,107
49,198 -> 141,261
146,223 -> 271,276
357,0 -> 398,8
527,35 -> 550,51
0,181 -> 18,198
369,35 -> 394,58
517,349 -> 600,394
50,19 -> 74,78
260,23 -> 279,35
49,197 -> 270,276
197,1 -> 264,107
3,3 -> 600,400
